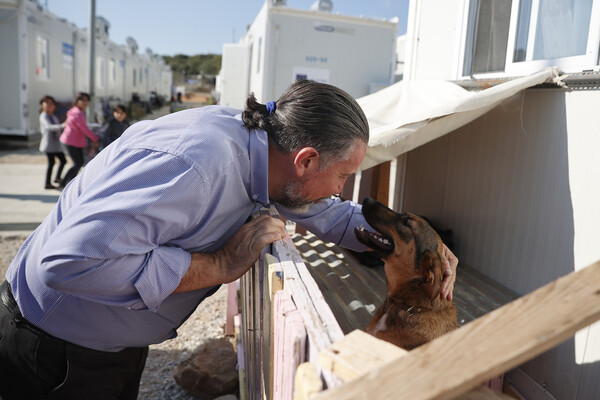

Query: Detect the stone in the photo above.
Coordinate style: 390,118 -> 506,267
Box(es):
174,338 -> 239,400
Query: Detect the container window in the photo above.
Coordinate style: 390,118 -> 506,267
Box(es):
96,57 -> 105,89
109,58 -> 116,83
463,0 -> 600,76
36,35 -> 50,80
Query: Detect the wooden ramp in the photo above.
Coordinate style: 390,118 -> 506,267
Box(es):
291,232 -> 518,332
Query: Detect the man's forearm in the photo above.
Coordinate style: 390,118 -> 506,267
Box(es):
173,252 -> 223,293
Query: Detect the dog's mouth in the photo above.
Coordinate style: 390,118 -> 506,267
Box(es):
354,226 -> 394,253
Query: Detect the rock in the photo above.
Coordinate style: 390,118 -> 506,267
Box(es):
213,395 -> 238,400
174,338 -> 238,400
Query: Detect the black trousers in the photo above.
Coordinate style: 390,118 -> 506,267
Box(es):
45,152 -> 67,185
60,145 -> 85,187
0,281 -> 148,400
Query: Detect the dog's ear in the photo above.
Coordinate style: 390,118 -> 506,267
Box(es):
419,250 -> 443,300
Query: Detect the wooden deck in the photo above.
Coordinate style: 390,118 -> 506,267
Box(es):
291,232 -> 519,334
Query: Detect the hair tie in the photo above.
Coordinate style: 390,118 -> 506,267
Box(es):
266,101 -> 276,115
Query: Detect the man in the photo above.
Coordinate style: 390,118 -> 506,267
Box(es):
0,80 -> 457,399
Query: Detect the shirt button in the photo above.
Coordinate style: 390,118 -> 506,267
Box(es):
252,194 -> 258,200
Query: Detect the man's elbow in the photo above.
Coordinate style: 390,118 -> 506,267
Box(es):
38,256 -> 84,291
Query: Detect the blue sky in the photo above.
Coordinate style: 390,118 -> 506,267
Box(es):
46,0 -> 409,56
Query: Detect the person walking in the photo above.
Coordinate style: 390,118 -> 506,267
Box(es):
0,80 -> 458,399
58,92 -> 100,189
38,95 -> 67,189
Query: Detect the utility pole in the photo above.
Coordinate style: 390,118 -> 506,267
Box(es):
87,0 -> 96,123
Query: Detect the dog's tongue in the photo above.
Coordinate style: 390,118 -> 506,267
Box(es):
355,226 -> 393,252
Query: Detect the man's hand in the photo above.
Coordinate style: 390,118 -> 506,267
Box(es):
174,214 -> 286,293
440,244 -> 458,301
215,214 -> 286,282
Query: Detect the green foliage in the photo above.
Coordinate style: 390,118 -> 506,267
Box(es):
162,54 -> 222,76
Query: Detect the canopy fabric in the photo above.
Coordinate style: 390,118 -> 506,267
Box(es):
357,68 -> 560,171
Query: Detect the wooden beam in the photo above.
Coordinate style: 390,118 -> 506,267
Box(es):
369,161 -> 390,206
264,254 -> 283,400
311,260 -> 600,400
273,290 -> 307,400
317,330 -> 512,399
293,362 -> 323,400
318,330 -> 407,381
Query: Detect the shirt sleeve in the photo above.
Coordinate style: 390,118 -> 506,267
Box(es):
74,111 -> 99,142
39,149 -> 208,312
275,197 -> 373,252
39,114 -> 62,134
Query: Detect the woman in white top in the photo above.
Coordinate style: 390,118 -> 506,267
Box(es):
39,95 -> 66,189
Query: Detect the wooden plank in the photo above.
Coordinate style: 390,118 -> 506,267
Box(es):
293,363 -> 323,400
317,330 -> 511,400
225,281 -> 238,336
311,260 -> 600,400
273,290 -> 307,400
271,236 -> 345,389
369,161 -> 390,206
454,386 -> 515,400
318,330 -> 407,381
263,253 -> 283,400
234,314 -> 247,400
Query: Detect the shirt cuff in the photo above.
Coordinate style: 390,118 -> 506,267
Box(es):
133,246 -> 191,312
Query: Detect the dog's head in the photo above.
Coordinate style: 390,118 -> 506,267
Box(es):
354,198 -> 445,300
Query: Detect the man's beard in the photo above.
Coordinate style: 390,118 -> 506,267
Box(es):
270,180 -> 317,213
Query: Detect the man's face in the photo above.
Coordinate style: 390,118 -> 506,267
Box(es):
272,142 -> 367,212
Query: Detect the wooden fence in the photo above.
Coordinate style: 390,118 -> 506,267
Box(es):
232,209 -> 600,399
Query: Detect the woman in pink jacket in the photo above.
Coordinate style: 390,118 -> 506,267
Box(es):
59,92 -> 100,188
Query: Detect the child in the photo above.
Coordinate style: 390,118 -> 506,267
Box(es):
38,95 -> 67,189
103,104 -> 130,148
58,92 -> 100,188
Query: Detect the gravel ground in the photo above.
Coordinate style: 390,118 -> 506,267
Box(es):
0,234 -> 231,400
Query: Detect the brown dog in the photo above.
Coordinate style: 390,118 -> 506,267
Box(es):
355,198 -> 458,350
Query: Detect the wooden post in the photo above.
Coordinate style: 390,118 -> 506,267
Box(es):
369,161 -> 390,206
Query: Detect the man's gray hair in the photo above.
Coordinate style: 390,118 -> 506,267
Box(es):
242,80 -> 369,168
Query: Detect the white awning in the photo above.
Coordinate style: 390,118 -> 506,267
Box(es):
357,68 -> 561,171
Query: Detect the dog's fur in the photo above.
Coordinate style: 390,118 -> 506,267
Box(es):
355,198 -> 458,350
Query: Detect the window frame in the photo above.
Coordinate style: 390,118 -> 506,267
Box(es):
96,57 -> 106,89
36,34 -> 50,81
109,58 -> 116,84
505,0 -> 600,75
460,0 -> 600,78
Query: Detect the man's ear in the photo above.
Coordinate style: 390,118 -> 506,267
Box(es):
293,147 -> 320,177
419,250 -> 443,300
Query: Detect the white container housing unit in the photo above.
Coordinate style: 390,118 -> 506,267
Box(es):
0,0 -> 172,138
348,0 -> 600,398
217,0 -> 398,109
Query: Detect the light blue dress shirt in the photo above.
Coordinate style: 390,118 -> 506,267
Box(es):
6,106 -> 369,351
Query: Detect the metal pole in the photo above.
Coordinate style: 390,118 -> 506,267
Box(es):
87,0 -> 96,123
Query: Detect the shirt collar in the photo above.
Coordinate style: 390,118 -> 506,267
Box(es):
249,127 -> 270,207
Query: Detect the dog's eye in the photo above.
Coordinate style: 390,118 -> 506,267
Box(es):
398,217 -> 411,228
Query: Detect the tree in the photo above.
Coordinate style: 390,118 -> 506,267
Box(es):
163,54 -> 222,76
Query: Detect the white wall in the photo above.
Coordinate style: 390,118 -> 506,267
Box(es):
219,4 -> 397,107
266,8 -> 396,101
399,1 -> 600,397
0,2 -> 172,135
25,5 -> 76,130
404,0 -> 464,80
219,43 -> 251,109
0,5 -> 22,130
401,86 -> 600,400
